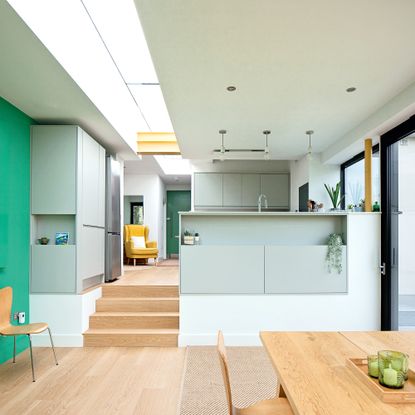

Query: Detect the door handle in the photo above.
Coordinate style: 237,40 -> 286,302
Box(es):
166,217 -> 171,220
174,235 -> 180,239
380,263 -> 386,276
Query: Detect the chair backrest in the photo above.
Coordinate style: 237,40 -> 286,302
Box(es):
217,331 -> 233,415
124,225 -> 149,243
0,286 -> 12,329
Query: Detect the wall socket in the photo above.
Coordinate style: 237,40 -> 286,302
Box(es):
13,312 -> 26,324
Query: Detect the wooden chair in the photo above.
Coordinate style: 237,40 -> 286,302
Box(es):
0,286 -> 58,382
217,331 -> 293,415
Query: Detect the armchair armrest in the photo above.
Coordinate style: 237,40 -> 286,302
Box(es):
146,240 -> 157,248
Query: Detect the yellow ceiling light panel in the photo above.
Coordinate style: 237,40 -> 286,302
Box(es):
136,132 -> 181,155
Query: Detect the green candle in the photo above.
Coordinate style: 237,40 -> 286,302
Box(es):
369,360 -> 379,377
383,364 -> 398,386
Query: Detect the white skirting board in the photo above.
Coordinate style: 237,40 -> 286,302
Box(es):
30,286 -> 102,347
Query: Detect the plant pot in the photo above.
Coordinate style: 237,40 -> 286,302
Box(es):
183,236 -> 194,245
354,206 -> 363,212
38,237 -> 50,245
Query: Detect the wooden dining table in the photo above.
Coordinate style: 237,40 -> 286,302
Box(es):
260,331 -> 415,415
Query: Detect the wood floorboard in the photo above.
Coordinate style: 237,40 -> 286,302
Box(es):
0,347 -> 186,415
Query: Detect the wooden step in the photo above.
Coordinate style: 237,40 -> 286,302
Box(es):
96,297 -> 179,312
89,312 -> 179,329
83,328 -> 178,347
102,285 -> 178,298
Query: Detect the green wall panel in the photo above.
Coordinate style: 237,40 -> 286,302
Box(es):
0,97 -> 33,364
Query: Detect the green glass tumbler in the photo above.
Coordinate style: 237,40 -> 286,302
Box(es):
378,350 -> 409,389
367,355 -> 379,378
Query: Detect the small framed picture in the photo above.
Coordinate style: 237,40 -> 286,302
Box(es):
55,232 -> 69,245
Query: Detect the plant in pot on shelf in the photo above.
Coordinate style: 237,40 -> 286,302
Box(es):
183,230 -> 194,245
324,182 -> 344,211
326,233 -> 343,274
354,199 -> 364,212
38,236 -> 50,245
347,204 -> 354,212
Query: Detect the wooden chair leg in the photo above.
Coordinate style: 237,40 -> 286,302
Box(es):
134,258 -> 136,266
13,336 -> 16,363
28,334 -> 35,382
47,327 -> 58,366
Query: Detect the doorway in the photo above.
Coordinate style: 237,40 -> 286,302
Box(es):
166,191 -> 191,258
380,115 -> 415,330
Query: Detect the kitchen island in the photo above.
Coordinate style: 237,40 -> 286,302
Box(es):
179,211 -> 381,345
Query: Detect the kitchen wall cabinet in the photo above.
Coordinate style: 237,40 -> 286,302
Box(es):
31,125 -> 105,294
194,172 -> 290,210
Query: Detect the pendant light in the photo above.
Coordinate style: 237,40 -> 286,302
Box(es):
306,130 -> 314,160
263,130 -> 271,160
219,129 -> 227,161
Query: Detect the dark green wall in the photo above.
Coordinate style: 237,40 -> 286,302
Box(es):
0,97 -> 33,364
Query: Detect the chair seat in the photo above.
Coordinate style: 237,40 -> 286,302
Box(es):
237,397 -> 293,415
0,322 -> 49,336
129,248 -> 159,255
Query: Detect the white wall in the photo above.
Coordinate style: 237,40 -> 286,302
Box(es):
309,154 -> 340,209
124,174 -> 166,258
290,156 -> 309,211
290,154 -> 340,211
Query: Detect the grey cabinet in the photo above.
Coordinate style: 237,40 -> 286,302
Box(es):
223,174 -> 242,206
242,174 -> 261,207
31,125 -> 106,294
31,126 -> 77,214
82,131 -> 106,227
194,173 -> 223,207
261,174 -> 290,208
194,172 -> 290,210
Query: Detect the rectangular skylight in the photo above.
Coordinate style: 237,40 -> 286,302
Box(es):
81,0 -> 158,84
129,84 -> 174,132
7,0 -> 149,150
154,155 -> 192,175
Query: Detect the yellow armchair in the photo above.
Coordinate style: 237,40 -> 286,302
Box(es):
124,225 -> 159,266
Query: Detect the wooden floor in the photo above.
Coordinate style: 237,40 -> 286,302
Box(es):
115,260 -> 179,286
0,346 -> 185,415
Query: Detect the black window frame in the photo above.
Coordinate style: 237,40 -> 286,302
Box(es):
340,143 -> 379,209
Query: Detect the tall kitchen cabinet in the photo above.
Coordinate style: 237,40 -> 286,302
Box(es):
31,125 -> 106,294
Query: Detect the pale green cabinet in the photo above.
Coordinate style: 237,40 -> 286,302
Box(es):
260,174 -> 290,209
223,174 -> 242,206
31,125 -> 106,294
194,173 -> 223,207
241,174 -> 261,207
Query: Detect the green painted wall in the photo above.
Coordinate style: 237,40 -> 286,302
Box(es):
0,97 -> 33,364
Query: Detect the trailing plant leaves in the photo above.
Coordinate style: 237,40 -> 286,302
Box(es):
326,233 -> 343,274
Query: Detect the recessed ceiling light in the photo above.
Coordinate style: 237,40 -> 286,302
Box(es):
346,87 -> 357,93
226,86 -> 236,92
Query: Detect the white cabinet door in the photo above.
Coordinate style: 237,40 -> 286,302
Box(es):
261,174 -> 290,208
97,146 -> 106,227
194,173 -> 223,207
82,131 -> 100,226
241,174 -> 261,207
78,226 -> 105,281
223,174 -> 242,206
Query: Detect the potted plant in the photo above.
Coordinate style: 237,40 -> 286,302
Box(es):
326,233 -> 343,274
347,203 -> 354,212
183,230 -> 194,245
38,236 -> 50,245
324,182 -> 344,211
355,199 -> 364,212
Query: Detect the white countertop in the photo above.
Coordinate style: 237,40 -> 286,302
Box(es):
179,211 -> 380,216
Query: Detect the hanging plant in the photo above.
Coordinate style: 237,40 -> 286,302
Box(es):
326,233 -> 343,274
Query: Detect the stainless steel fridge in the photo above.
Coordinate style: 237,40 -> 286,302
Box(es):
105,156 -> 121,282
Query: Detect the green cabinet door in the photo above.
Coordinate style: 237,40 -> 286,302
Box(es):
166,191 -> 191,256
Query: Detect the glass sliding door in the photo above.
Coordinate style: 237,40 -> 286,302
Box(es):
380,115 -> 415,330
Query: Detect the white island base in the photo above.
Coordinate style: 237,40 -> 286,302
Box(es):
179,212 -> 381,346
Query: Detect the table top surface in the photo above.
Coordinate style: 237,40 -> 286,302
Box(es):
260,331 -> 415,415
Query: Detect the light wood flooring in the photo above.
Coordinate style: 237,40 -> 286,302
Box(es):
0,346 -> 185,415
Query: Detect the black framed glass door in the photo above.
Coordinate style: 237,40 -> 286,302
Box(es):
380,115 -> 415,330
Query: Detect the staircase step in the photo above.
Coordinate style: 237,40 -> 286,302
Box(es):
83,328 -> 178,347
96,297 -> 179,312
89,311 -> 179,329
102,285 -> 178,298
